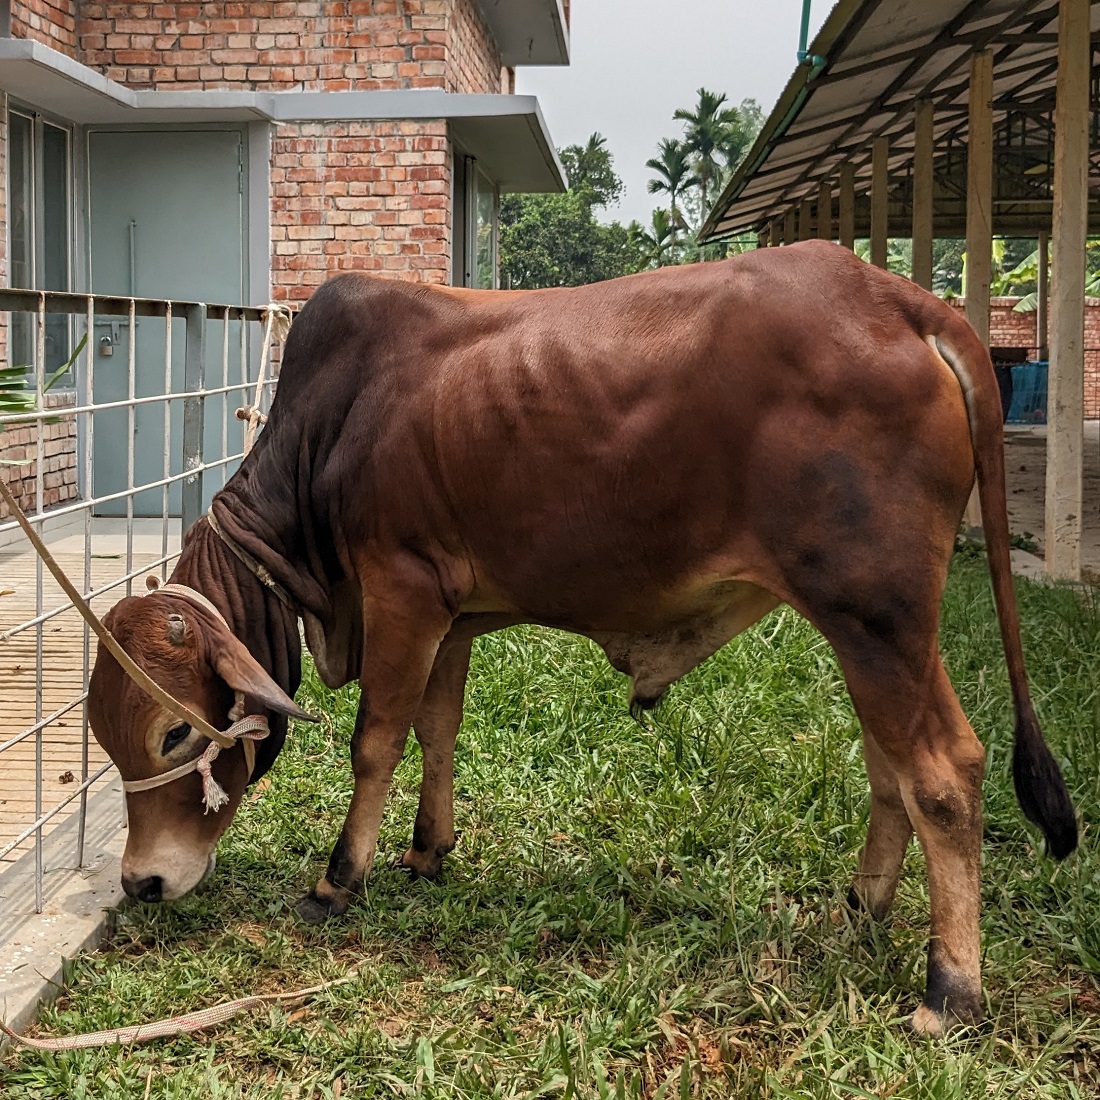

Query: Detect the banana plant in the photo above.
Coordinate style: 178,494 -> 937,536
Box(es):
0,334 -> 87,464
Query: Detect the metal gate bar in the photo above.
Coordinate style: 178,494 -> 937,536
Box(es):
0,289 -> 279,924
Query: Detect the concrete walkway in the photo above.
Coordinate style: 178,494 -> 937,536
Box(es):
1004,422 -> 1100,579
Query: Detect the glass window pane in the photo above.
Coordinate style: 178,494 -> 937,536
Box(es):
41,123 -> 72,380
8,113 -> 33,370
42,124 -> 70,293
475,174 -> 497,289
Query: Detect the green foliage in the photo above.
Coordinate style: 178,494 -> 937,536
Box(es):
643,91 -> 763,269
500,191 -> 644,290
5,562 -> 1100,1096
632,209 -> 676,268
499,134 -> 645,289
0,335 -> 87,464
673,89 -> 761,215
560,133 -> 623,210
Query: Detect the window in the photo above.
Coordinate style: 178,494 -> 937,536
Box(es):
6,110 -> 74,381
474,170 -> 498,289
452,152 -> 499,289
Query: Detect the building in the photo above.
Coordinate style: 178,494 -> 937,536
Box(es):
0,0 -> 570,513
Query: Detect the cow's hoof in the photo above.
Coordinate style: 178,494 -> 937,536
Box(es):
908,1004 -> 980,1037
400,845 -> 448,881
294,887 -> 348,925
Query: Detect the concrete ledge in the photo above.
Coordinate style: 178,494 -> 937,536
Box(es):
0,508 -> 84,554
0,779 -> 125,1045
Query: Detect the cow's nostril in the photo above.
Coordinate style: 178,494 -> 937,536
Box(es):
122,875 -> 164,903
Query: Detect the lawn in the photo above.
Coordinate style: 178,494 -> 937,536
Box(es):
3,559 -> 1099,1098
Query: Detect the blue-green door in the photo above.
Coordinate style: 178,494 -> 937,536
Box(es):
88,129 -> 247,516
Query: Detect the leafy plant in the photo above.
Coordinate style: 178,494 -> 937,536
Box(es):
0,334 -> 86,465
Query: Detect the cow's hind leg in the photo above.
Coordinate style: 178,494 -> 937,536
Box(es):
838,645 -> 986,1034
401,639 -> 472,880
296,564 -> 452,924
848,729 -> 913,920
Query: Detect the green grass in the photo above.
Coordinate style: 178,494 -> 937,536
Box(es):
4,560 -> 1100,1098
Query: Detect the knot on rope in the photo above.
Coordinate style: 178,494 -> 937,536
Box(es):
196,742 -> 230,813
236,303 -> 292,456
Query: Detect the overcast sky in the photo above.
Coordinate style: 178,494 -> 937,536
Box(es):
516,0 -> 831,226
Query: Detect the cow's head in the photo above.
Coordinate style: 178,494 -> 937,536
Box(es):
89,592 -> 310,903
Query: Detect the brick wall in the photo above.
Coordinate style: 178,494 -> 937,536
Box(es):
949,297 -> 1100,418
0,394 -> 79,519
10,0 -> 79,59
448,0 -> 500,93
77,1 -> 494,92
270,120 -> 450,303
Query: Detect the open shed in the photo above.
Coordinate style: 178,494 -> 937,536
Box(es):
700,0 -> 1098,582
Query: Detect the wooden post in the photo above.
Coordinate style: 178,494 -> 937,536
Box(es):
1045,0 -> 1089,580
839,162 -> 856,250
1037,229 -> 1049,356
965,49 -> 994,530
871,137 -> 889,268
784,207 -> 797,246
799,197 -> 814,241
771,217 -> 784,247
912,99 -> 935,290
817,180 -> 833,240
966,50 -> 994,348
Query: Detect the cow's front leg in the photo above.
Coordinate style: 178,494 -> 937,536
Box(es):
296,570 -> 452,924
401,638 -> 471,881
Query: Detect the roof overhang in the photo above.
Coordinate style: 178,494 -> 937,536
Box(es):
700,0 -> 1100,241
477,0 -> 570,66
0,37 -> 566,192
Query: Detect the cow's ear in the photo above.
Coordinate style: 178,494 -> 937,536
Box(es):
208,625 -> 316,723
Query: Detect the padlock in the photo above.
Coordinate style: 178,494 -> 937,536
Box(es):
99,333 -> 114,357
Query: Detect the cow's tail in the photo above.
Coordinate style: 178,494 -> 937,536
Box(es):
930,331 -> 1077,860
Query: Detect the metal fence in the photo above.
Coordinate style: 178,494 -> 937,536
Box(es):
0,289 -> 279,927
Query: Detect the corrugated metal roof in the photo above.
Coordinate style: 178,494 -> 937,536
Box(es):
700,0 -> 1100,241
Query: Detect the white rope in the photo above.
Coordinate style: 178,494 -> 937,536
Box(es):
236,304 -> 292,455
1,973 -> 358,1051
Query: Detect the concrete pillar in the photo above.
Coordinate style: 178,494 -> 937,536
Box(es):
799,197 -> 814,241
1037,229 -> 1049,356
871,137 -> 889,269
817,180 -> 833,240
839,162 -> 856,250
784,207 -> 797,246
912,99 -> 935,290
1045,0 -> 1089,581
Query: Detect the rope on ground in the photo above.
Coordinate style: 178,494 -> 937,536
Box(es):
236,303 -> 292,455
0,972 -> 357,1051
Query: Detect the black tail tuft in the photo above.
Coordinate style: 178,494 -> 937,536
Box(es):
1012,711 -> 1078,860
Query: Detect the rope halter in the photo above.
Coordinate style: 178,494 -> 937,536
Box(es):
120,581 -> 271,813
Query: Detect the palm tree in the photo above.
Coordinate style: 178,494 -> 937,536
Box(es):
634,209 -> 676,269
674,88 -> 741,215
645,138 -> 697,256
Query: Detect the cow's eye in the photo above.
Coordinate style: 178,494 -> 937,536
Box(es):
162,724 -> 191,754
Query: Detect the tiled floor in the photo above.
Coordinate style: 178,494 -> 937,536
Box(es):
0,519 -> 181,870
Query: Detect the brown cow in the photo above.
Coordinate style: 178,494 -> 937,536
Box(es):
88,241 -> 1076,1035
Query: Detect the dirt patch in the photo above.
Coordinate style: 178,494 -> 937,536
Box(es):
1004,424 -> 1100,573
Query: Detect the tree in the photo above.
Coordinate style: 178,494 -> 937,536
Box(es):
633,209 -> 676,268
499,134 -> 645,288
645,139 -> 697,255
674,90 -> 762,215
559,133 -> 622,208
